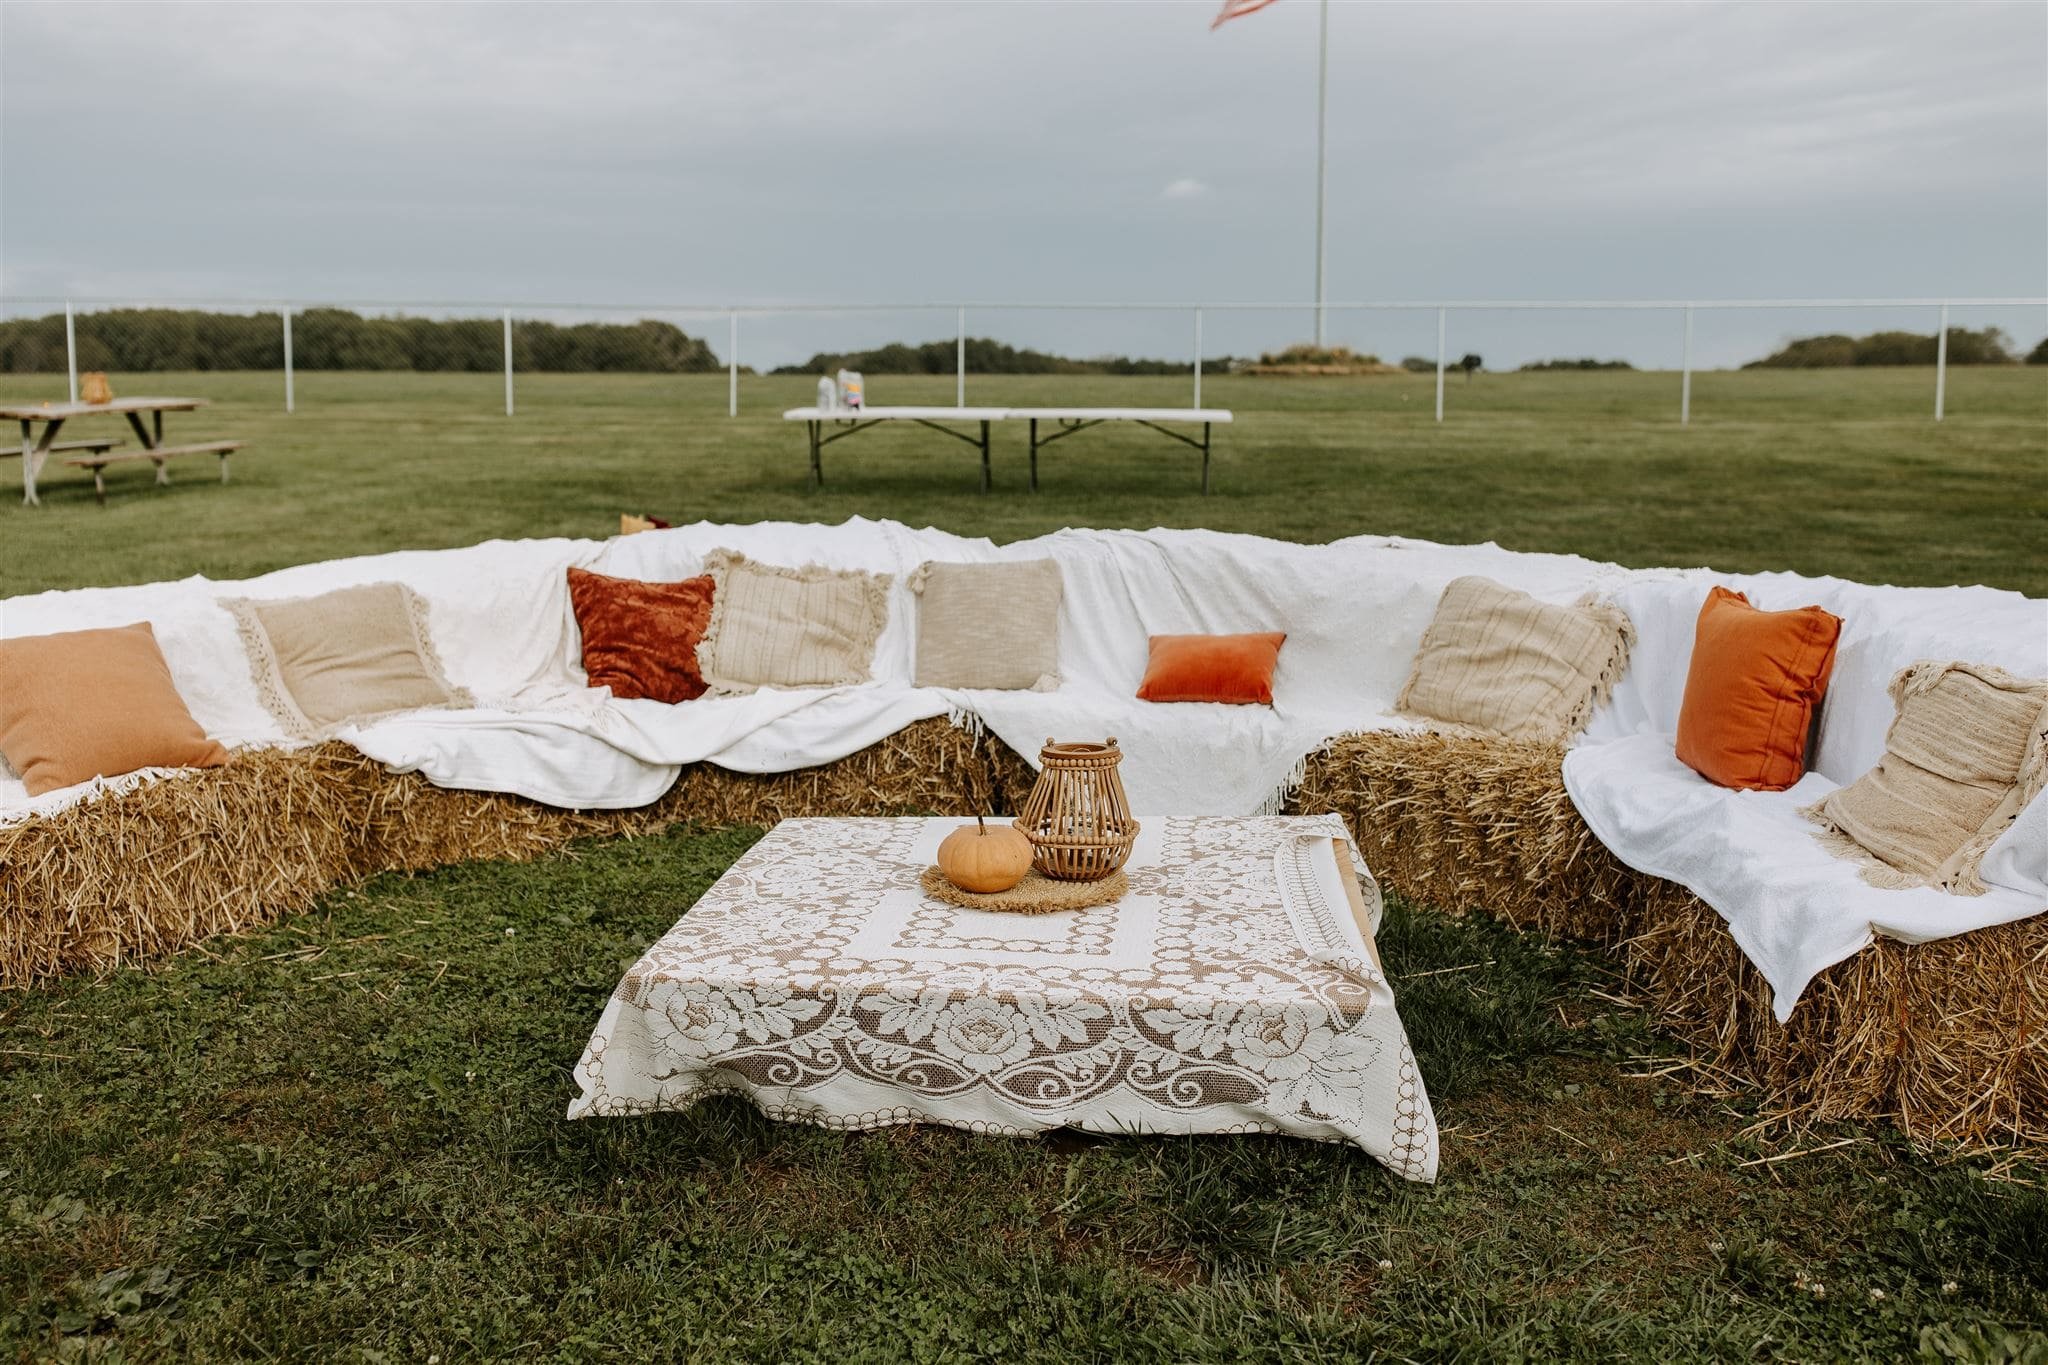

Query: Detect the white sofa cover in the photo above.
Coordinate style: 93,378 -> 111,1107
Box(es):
3,518 -> 2042,1018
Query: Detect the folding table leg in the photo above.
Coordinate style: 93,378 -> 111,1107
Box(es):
1201,423 -> 1212,495
1029,418 -> 1039,493
979,421 -> 991,494
809,421 -> 823,488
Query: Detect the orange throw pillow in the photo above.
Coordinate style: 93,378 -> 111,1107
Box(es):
1674,587 -> 1842,791
0,621 -> 228,797
1136,632 -> 1287,705
567,566 -> 716,703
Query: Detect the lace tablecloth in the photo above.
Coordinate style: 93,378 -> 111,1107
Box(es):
570,815 -> 1438,1182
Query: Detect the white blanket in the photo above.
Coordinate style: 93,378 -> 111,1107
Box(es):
1,518 -> 1627,818
1569,570 -> 2048,1018
5,520 -> 2042,1018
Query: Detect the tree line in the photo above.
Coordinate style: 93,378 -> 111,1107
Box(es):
771,337 -> 1220,376
1745,327 -> 2028,368
0,309 -> 722,374
4,309 -> 2041,375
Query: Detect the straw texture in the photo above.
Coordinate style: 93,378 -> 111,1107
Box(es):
919,865 -> 1127,914
1288,728 -> 2046,1149
7,717 -> 2039,1149
1,718 -> 989,990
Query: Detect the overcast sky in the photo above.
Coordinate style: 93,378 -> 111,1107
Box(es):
3,1 -> 2044,368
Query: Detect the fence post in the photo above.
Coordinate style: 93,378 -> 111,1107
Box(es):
1193,308 -> 1204,409
728,311 -> 739,418
503,309 -> 514,417
282,308 -> 295,414
1433,307 -> 1446,423
65,301 -> 78,403
956,307 -> 966,408
1933,302 -> 1948,422
1679,304 -> 1693,426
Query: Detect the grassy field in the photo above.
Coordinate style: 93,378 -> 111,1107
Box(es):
1,365 -> 2042,596
4,824 -> 2044,1360
3,368 -> 2045,1358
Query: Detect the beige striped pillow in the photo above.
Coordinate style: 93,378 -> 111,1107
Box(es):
912,559 -> 1063,690
1395,576 -> 1633,742
698,550 -> 892,693
1806,661 -> 2048,895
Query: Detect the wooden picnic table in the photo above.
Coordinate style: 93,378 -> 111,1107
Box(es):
0,397 -> 226,506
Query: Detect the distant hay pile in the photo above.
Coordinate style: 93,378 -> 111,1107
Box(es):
5,722 -> 2039,1149
1240,344 -> 1406,377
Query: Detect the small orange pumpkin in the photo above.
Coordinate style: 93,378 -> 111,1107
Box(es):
937,814 -> 1034,893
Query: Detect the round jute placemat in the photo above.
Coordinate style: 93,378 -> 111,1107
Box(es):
919,865 -> 1127,915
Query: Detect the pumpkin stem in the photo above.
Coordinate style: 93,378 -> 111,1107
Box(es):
976,813 -> 987,834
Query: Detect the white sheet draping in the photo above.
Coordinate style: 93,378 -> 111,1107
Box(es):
5,519 -> 2042,1015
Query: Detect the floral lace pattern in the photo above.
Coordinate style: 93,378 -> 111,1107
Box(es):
571,816 -> 1438,1182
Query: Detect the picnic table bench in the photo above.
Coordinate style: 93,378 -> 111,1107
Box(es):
67,441 -> 245,504
781,405 -> 1233,493
1,397 -> 245,506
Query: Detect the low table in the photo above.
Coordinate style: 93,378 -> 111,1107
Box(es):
571,815 -> 1438,1182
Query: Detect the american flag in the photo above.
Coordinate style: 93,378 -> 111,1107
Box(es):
1211,0 -> 1280,29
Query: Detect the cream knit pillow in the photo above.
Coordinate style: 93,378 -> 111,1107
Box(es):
1806,660 -> 2048,895
912,559 -> 1062,690
223,582 -> 470,739
698,550 -> 892,692
1395,576 -> 1633,742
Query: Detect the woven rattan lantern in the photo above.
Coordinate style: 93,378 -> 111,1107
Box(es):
1014,738 -> 1139,882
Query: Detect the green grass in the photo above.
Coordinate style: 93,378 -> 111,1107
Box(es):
4,822 -> 2043,1360
2,366 -> 2042,597
3,368 -> 2045,1357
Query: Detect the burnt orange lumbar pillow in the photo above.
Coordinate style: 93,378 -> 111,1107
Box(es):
1137,632 -> 1287,705
0,621 -> 228,797
1674,586 -> 1842,791
567,566 -> 716,703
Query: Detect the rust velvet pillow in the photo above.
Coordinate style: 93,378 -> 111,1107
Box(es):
1136,632 -> 1287,705
567,566 -> 716,704
1674,587 -> 1842,791
0,621 -> 228,797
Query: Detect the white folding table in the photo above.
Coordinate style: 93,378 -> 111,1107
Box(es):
784,406 -> 1009,493
781,406 -> 1234,494
1007,408 -> 1233,494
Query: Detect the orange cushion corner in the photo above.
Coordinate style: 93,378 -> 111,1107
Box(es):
1136,631 -> 1286,705
0,621 -> 228,797
1674,586 -> 1842,792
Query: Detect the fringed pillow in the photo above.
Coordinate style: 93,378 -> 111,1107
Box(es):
224,582 -> 471,739
697,550 -> 891,693
912,559 -> 1062,690
1806,660 -> 2048,896
1395,576 -> 1633,742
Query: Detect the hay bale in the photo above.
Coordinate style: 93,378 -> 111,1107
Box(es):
1289,728 -> 2046,1149
0,718 -> 992,989
1288,730 -> 1636,940
1619,891 -> 2048,1148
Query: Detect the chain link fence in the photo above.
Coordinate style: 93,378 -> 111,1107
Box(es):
2,296 -> 2043,423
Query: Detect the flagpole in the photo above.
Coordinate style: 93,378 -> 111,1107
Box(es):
1313,0 -> 1329,346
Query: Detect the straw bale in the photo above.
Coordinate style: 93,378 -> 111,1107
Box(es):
1289,728 -> 2045,1149
1288,729 -> 1636,940
1,718 -> 990,988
